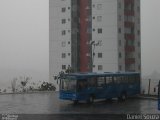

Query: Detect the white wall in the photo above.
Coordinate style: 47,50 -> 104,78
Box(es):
92,0 -> 118,72
49,0 -> 71,90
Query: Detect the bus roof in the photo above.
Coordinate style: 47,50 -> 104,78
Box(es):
64,72 -> 140,79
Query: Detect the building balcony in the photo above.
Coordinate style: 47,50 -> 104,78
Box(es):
125,58 -> 135,65
124,21 -> 134,28
125,46 -> 135,52
125,34 -> 135,40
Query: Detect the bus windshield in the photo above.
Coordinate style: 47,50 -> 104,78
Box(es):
61,78 -> 77,91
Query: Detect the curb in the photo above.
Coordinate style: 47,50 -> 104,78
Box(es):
0,91 -> 56,95
137,95 -> 158,100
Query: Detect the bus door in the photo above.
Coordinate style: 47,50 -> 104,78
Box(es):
158,80 -> 160,110
96,77 -> 106,98
105,76 -> 116,98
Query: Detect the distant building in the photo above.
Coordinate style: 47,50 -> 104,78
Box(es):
49,0 -> 141,90
142,71 -> 160,95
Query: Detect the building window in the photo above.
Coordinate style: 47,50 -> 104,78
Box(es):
98,65 -> 103,71
137,18 -> 140,24
61,7 -> 66,12
62,65 -> 66,70
98,53 -> 102,58
118,15 -> 121,21
93,28 -> 95,32
138,65 -> 141,70
68,7 -> 70,10
119,65 -> 122,71
154,88 -> 156,92
137,6 -> 140,12
62,19 -> 66,24
119,52 -> 122,58
97,4 -> 102,10
61,41 -> 66,47
68,53 -> 70,56
118,2 -> 121,9
118,28 -> 121,33
62,30 -> 66,35
137,30 -> 140,35
128,40 -> 134,46
119,40 -> 121,46
62,53 -> 66,58
68,41 -> 70,44
92,4 -> 95,8
97,16 -> 102,22
92,16 -> 95,19
138,53 -> 141,59
138,41 -> 140,47
98,28 -> 102,34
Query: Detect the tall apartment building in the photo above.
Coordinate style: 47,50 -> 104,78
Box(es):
49,0 -> 141,90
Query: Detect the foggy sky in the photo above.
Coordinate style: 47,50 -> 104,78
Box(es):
0,0 -> 160,87
0,0 -> 49,71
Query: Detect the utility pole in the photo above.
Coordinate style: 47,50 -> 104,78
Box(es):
90,41 -> 100,72
148,79 -> 151,95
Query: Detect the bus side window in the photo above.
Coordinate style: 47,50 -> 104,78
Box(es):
88,77 -> 97,87
128,76 -> 133,83
113,77 -> 117,83
127,76 -> 130,83
78,80 -> 87,90
126,76 -> 129,83
120,76 -> 126,83
115,76 -> 121,84
130,76 -> 134,83
97,77 -> 105,87
106,77 -> 112,84
135,75 -> 140,83
123,76 -> 128,83
133,76 -> 137,83
119,76 -> 122,83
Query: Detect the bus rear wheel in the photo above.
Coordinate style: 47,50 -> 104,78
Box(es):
118,93 -> 127,101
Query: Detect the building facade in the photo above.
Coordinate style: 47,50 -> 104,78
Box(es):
49,0 -> 141,90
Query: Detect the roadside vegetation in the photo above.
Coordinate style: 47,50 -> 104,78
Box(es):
0,76 -> 56,94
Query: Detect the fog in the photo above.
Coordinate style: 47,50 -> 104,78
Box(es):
0,0 -> 160,89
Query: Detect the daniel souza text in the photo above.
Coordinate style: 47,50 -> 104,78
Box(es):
127,114 -> 159,120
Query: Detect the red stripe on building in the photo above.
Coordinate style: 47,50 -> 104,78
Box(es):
79,0 -> 90,72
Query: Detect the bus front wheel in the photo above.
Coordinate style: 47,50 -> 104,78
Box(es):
73,100 -> 79,105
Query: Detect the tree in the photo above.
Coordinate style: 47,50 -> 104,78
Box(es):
65,66 -> 74,74
11,77 -> 17,93
54,66 -> 74,85
40,82 -> 56,91
3,89 -> 6,93
20,76 -> 31,92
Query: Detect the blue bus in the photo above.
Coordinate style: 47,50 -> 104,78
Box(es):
59,72 -> 140,104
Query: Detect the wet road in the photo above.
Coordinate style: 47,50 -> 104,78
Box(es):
0,92 -> 159,114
